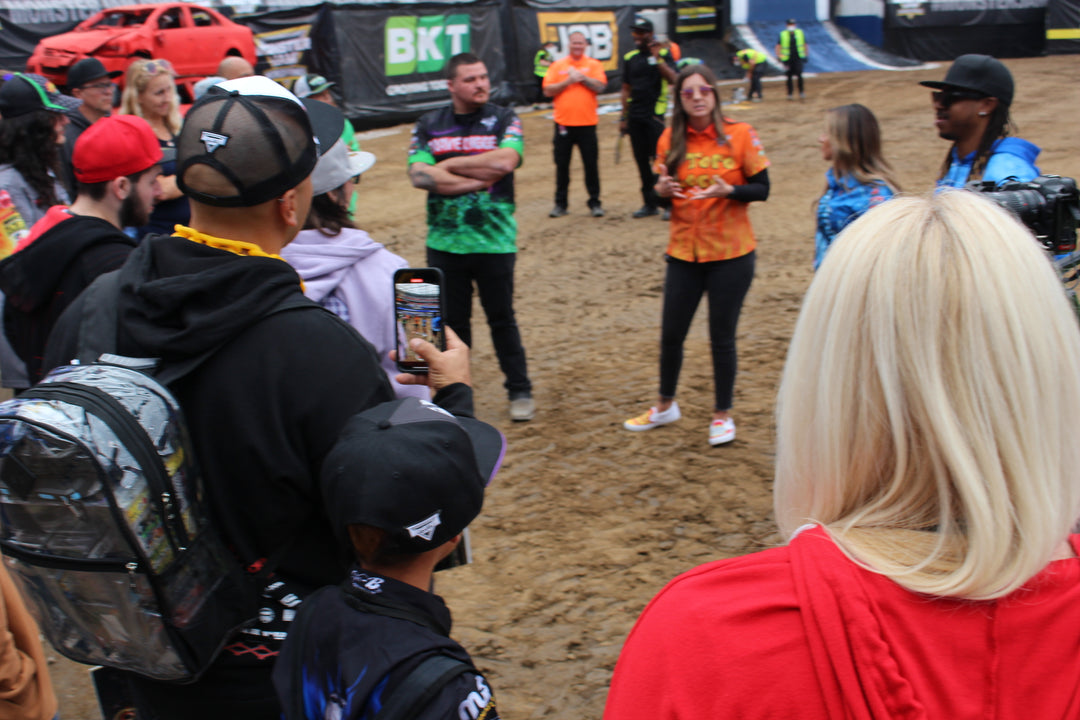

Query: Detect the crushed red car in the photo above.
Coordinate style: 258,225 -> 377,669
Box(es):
26,3 -> 255,93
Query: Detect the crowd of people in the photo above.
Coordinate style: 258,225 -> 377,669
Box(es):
0,30 -> 1067,720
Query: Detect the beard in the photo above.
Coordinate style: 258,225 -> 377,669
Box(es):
119,190 -> 151,228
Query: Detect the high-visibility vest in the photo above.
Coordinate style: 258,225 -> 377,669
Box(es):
735,49 -> 766,69
534,49 -> 552,77
779,28 -> 807,61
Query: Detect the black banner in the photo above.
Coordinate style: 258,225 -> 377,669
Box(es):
242,5 -> 333,92
886,0 -> 1047,27
327,1 -> 505,124
0,0 -> 89,71
1047,0 -> 1080,53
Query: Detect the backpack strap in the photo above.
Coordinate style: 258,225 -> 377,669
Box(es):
375,654 -> 473,720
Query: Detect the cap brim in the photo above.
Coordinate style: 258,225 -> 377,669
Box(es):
919,80 -> 978,92
349,151 -> 376,176
302,98 -> 345,157
456,416 -> 506,486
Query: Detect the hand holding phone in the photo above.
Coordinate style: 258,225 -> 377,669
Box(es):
394,268 -> 446,373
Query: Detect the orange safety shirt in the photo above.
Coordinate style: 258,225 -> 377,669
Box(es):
543,55 -> 607,126
655,120 -> 770,262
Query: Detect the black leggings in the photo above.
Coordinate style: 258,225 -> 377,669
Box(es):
659,251 -> 755,411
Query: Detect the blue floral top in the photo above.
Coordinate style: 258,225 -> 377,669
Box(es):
815,168 -> 894,270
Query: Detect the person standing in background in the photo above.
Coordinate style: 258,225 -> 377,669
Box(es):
119,58 -> 188,237
775,19 -> 807,100
544,31 -> 607,219
59,58 -> 121,197
533,41 -> 557,106
814,104 -> 898,270
621,15 -> 677,219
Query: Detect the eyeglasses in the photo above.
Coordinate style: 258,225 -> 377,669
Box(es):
81,81 -> 114,91
680,86 -> 714,100
143,59 -> 174,75
931,90 -> 987,108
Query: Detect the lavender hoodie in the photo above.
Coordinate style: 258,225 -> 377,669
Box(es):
282,227 -> 428,400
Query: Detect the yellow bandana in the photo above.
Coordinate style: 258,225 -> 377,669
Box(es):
172,225 -> 304,291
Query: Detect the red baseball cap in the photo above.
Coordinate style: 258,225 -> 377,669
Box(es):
73,115 -> 163,184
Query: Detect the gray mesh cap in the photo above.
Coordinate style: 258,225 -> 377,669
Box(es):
176,76 -> 319,207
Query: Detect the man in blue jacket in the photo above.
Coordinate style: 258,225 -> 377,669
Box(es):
920,54 -> 1039,188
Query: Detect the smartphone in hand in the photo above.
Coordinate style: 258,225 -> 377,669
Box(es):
393,267 -> 446,373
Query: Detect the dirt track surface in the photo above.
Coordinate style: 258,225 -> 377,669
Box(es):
53,56 -> 1080,718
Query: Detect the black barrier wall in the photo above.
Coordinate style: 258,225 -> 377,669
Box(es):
884,0 -> 1048,58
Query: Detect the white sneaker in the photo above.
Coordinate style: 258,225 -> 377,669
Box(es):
708,417 -> 735,445
624,402 -> 680,431
509,396 -> 535,422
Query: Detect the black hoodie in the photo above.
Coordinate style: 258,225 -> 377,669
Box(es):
44,234 -> 407,716
0,212 -> 134,384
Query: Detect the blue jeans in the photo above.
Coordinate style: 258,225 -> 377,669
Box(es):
427,248 -> 532,397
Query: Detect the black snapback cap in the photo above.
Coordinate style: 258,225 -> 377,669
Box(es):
66,58 -> 121,90
631,15 -> 654,32
177,76 -> 322,208
920,54 -> 1014,107
322,398 -> 506,554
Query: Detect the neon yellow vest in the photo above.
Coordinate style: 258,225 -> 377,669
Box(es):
779,28 -> 806,61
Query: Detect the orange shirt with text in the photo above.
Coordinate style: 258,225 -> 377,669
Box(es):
656,121 -> 770,263
543,55 -> 607,126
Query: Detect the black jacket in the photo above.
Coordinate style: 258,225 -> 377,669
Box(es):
274,566 -> 500,720
59,108 -> 95,197
44,233 -> 410,717
0,212 -> 134,384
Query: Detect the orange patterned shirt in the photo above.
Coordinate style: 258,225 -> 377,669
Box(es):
656,120 -> 770,263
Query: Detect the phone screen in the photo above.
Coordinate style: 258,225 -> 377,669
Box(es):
394,268 -> 445,373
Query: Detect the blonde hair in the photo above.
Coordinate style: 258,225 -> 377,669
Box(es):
775,190 -> 1080,600
120,58 -> 182,135
824,103 -> 900,192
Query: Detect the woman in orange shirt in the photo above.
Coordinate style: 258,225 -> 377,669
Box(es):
624,65 -> 770,446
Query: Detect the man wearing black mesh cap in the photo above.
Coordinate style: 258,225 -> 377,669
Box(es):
44,76 -> 474,720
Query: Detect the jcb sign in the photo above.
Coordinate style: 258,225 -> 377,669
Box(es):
537,12 -> 619,71
386,14 -> 471,76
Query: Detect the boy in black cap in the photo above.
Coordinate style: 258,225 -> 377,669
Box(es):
919,53 -> 1039,188
274,397 -> 505,720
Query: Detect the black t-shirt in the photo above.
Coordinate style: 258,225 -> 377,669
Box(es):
621,45 -> 677,120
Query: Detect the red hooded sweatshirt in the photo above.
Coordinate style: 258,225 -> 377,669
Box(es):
604,525 -> 1080,719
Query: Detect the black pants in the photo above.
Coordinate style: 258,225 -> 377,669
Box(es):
785,57 -> 804,96
534,75 -> 546,104
427,248 -> 531,397
748,65 -> 765,99
659,252 -> 755,411
627,115 -> 666,209
553,123 -> 601,209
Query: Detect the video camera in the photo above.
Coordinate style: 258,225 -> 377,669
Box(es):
966,175 -> 1080,256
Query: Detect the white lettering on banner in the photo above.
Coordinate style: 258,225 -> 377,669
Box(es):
445,24 -> 469,55
554,23 -> 615,61
388,27 -> 415,65
385,79 -> 448,96
928,0 -> 1044,8
417,26 -> 444,63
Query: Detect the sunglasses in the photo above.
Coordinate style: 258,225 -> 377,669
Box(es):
680,86 -> 714,100
81,80 -> 114,91
931,90 -> 987,108
143,59 -> 174,75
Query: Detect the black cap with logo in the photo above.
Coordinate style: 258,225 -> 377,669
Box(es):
321,398 -> 505,554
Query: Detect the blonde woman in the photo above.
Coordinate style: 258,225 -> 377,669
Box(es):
605,190 -> 1080,718
120,58 -> 187,236
814,103 -> 899,270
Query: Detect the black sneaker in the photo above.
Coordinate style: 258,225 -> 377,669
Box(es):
632,205 -> 659,219
590,205 -> 605,218
549,205 -> 568,218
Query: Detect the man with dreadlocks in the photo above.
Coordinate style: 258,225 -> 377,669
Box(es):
920,54 -> 1040,188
